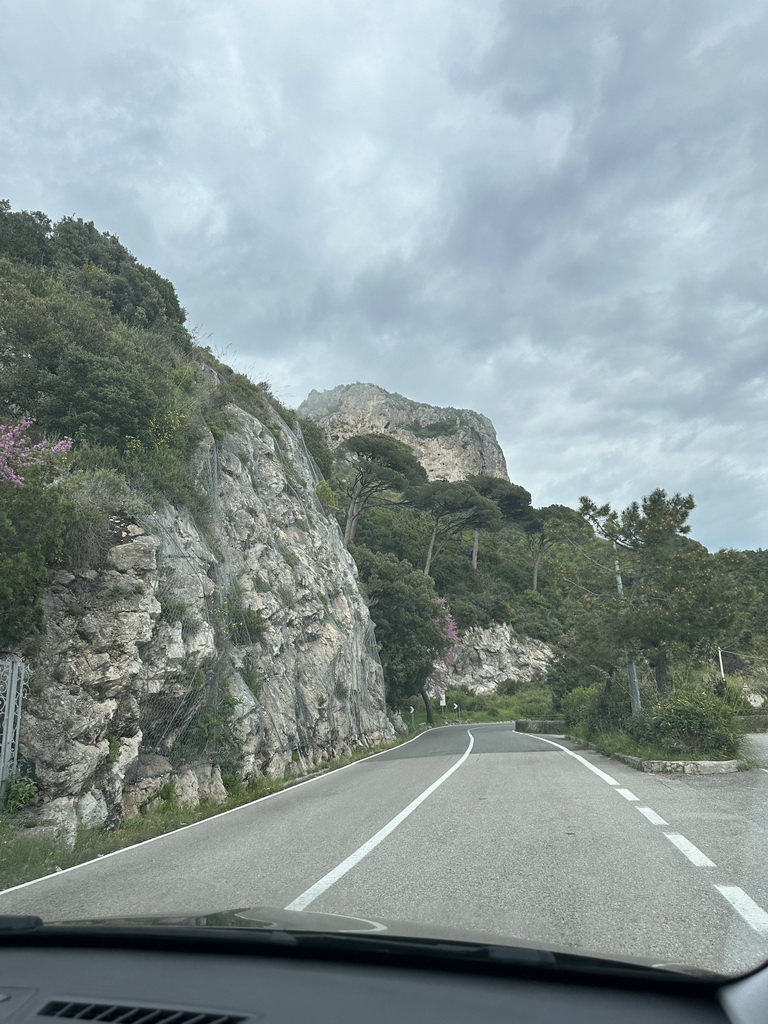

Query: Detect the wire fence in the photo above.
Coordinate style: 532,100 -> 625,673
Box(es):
129,411 -> 384,778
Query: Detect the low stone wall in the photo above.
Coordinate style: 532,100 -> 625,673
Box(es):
516,719 -> 566,733
610,752 -> 740,775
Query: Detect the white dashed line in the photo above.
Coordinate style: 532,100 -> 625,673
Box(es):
616,788 -> 639,801
716,886 -> 768,935
636,806 -> 668,825
664,833 -> 716,867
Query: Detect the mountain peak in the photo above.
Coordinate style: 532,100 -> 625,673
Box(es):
298,382 -> 508,482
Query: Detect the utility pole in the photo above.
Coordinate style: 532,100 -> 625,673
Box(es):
613,543 -> 642,716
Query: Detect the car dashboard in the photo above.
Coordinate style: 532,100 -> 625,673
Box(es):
1,927 -> 766,1024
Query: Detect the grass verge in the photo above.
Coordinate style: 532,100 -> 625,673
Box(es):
0,734 -> 410,893
571,727 -> 746,763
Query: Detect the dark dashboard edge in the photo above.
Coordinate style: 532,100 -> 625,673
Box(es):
0,926 -> 728,999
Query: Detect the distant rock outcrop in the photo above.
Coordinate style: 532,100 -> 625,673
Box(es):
298,382 -> 508,482
441,624 -> 553,694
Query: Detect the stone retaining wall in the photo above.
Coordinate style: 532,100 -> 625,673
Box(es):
515,719 -> 566,733
610,752 -> 740,774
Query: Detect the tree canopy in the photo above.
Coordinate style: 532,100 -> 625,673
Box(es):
407,480 -> 501,575
339,433 -> 427,546
577,489 -> 752,693
352,546 -> 449,720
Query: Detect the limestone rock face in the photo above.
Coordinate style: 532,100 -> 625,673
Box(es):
439,624 -> 553,694
298,382 -> 508,482
18,398 -> 393,843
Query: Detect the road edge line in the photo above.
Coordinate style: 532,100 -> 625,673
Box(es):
0,728 -> 436,897
518,733 -> 620,785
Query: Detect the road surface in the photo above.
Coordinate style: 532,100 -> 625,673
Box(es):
2,724 -> 768,975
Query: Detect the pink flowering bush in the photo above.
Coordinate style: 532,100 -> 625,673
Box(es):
0,420 -> 72,485
428,598 -> 460,698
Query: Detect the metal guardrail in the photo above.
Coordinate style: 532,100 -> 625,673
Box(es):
0,656 -> 29,805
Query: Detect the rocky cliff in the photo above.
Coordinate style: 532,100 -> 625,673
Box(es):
298,383 -> 508,482
439,624 -> 552,694
18,393 -> 393,844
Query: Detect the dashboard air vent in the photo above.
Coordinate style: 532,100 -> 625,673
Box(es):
39,1002 -> 247,1024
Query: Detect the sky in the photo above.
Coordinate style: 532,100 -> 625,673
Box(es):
1,0 -> 767,550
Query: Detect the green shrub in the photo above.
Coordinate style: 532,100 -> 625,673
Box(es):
299,418 -> 334,478
629,688 -> 740,759
124,443 -> 212,519
712,676 -> 752,712
229,606 -> 267,645
157,593 -> 188,624
283,549 -> 299,567
406,419 -> 458,439
240,657 -> 263,698
496,677 -> 526,696
106,735 -> 120,766
157,781 -> 175,802
170,691 -> 240,770
584,679 -> 631,736
203,406 -> 232,442
222,373 -> 264,411
561,686 -> 599,729
513,687 -> 553,718
2,775 -> 38,813
0,466 -> 71,649
38,344 -> 159,450
315,480 -> 339,512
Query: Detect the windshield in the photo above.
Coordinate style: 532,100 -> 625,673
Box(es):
1,0 -> 767,981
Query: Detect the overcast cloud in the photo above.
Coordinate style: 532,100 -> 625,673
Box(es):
2,0 -> 767,549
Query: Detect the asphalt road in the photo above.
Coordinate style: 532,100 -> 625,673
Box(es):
2,724 -> 768,976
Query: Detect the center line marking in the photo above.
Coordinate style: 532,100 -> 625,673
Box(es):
664,833 -> 716,867
285,730 -> 476,912
637,806 -> 668,825
716,886 -> 768,935
617,788 -> 639,801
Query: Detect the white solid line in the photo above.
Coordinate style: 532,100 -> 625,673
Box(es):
617,788 -> 639,801
285,731 -> 476,912
637,806 -> 668,825
664,833 -> 716,867
0,729 -> 434,897
522,734 -> 620,785
716,886 -> 768,936
761,769 -> 768,774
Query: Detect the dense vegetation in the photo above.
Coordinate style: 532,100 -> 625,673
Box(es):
0,200 -> 293,651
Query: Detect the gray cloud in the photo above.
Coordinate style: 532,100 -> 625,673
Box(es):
1,0 -> 767,548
